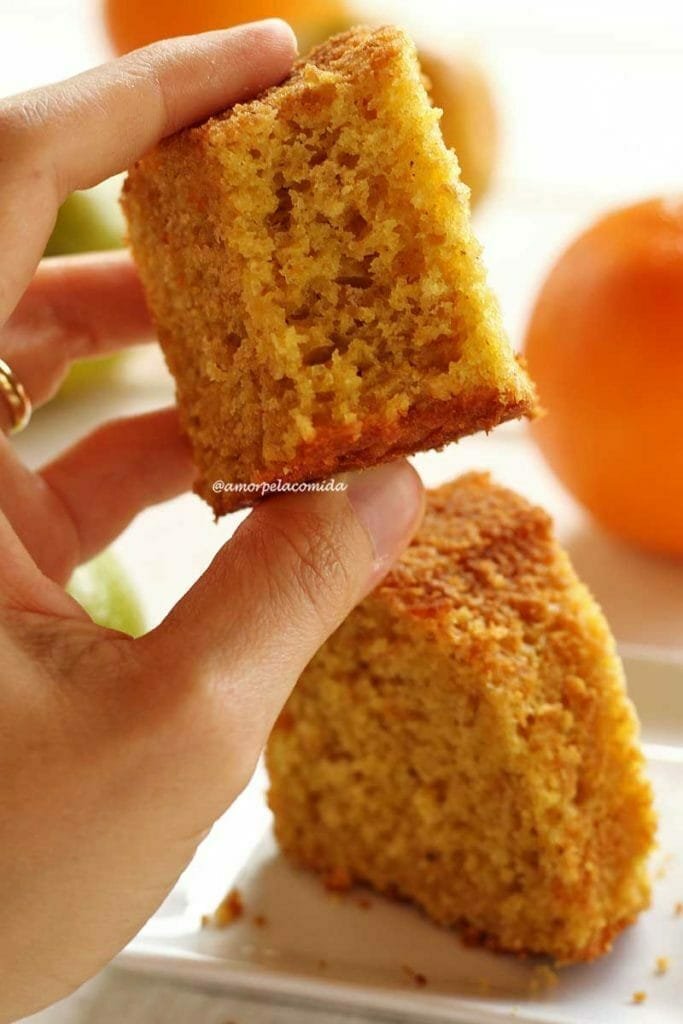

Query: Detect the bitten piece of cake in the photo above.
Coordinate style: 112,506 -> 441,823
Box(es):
266,473 -> 656,964
123,27 -> 536,514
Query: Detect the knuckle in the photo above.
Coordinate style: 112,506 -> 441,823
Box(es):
0,106 -> 30,168
118,46 -> 174,133
0,95 -> 45,151
266,506 -> 358,630
0,94 -> 56,188
123,638 -> 259,807
4,608 -> 137,720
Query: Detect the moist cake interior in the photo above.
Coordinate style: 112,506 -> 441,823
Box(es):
123,28 -> 534,507
267,474 -> 655,963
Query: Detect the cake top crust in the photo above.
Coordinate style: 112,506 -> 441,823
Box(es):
203,26 -> 413,133
294,25 -> 406,77
376,472 -> 586,653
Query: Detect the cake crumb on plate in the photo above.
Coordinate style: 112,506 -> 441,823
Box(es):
401,964 -> 428,987
203,887 -> 244,928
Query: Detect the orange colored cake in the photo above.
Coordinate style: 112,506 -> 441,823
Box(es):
122,27 -> 535,515
266,473 -> 656,963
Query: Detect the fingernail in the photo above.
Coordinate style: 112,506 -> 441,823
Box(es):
345,461 -> 425,583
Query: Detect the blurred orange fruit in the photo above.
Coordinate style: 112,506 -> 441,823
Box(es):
418,48 -> 499,207
103,0 -> 348,55
524,198 -> 683,557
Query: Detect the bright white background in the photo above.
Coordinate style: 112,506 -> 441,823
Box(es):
1,3 -> 683,1021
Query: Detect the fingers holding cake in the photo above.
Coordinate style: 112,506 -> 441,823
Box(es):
135,460 -> 424,802
0,253 -> 152,408
0,408 -> 193,584
0,20 -> 297,322
0,19 -> 297,195
38,408 -> 195,581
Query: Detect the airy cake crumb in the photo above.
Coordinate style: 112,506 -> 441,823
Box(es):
654,853 -> 673,881
402,965 -> 428,987
266,473 -> 656,963
324,866 -> 353,892
123,26 -> 535,515
528,964 -> 559,993
203,887 -> 244,928
655,956 -> 670,975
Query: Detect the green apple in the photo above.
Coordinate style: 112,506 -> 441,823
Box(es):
45,178 -> 129,396
45,182 -> 124,257
67,550 -> 146,638
57,352 -> 126,398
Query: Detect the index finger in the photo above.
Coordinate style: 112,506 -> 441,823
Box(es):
0,252 -> 152,412
0,20 -> 297,324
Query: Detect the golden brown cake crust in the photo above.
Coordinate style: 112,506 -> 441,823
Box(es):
266,473 -> 656,964
243,25 -> 405,102
377,469 -> 555,624
204,383 -> 530,513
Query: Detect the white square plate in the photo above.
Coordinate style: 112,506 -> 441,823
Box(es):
119,650 -> 683,1023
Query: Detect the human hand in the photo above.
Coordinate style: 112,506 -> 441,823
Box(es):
0,23 -> 424,1021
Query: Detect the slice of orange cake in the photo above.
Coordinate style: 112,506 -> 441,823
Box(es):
266,473 -> 656,963
122,27 -> 536,515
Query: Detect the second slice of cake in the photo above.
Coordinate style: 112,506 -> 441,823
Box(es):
266,473 -> 656,963
123,27 -> 536,514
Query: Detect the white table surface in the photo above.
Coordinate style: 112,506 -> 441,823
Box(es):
3,0 -> 683,1021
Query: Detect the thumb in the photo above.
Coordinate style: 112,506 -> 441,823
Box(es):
137,460 -> 423,770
